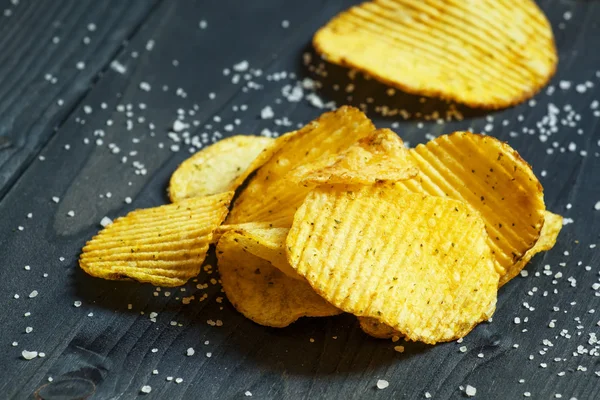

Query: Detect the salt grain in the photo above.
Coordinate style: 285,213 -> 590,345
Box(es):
376,379 -> 389,390
100,217 -> 112,227
465,385 -> 477,397
22,350 -> 38,360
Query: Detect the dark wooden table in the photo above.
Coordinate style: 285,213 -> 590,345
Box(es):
1,1 -> 599,399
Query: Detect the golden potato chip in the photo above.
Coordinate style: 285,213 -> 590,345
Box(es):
287,186 -> 498,344
212,222 -> 279,244
500,211 -> 562,286
226,106 -> 375,227
288,128 -> 418,185
401,131 -> 545,278
313,0 -> 557,109
169,135 -> 273,202
80,193 -> 232,287
217,231 -> 341,327
359,317 -> 399,339
224,227 -> 301,280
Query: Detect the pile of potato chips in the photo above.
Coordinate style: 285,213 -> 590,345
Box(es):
80,106 -> 562,345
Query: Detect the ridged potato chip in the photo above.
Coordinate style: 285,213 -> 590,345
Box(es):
169,135 -> 273,202
224,227 -> 300,280
401,131 -> 545,278
313,0 -> 557,109
217,231 -> 340,327
288,128 -> 418,185
500,211 -> 562,286
226,106 -> 375,227
287,186 -> 498,344
212,222 -> 279,244
80,193 -> 232,287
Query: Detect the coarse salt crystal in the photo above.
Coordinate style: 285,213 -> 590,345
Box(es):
233,60 -> 249,72
22,350 -> 38,360
110,60 -> 127,74
376,379 -> 389,389
261,106 -> 274,119
100,217 -> 112,227
465,385 -> 477,397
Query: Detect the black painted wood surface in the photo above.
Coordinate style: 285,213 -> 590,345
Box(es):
0,0 -> 599,399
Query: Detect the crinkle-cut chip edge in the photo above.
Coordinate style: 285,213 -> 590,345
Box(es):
500,210 -> 563,286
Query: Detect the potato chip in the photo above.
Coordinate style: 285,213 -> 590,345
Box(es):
226,106 -> 375,227
401,131 -> 545,278
313,0 -> 557,109
212,222 -> 279,244
287,186 -> 498,344
288,128 -> 418,185
169,135 -> 273,202
231,131 -> 298,188
223,227 -> 301,280
80,193 -> 232,287
217,231 -> 341,327
500,211 -> 562,286
359,317 -> 399,339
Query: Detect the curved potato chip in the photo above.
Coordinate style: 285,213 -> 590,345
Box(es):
226,106 -> 375,227
313,0 -> 556,109
288,128 -> 418,185
401,131 -> 545,278
359,317 -> 400,339
169,135 -> 273,202
287,186 -> 498,344
80,193 -> 232,287
217,231 -> 341,327
224,227 -> 300,280
500,211 -> 562,286
212,222 -> 279,244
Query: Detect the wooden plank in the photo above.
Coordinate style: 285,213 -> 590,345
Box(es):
0,0 -> 160,199
0,0 -> 599,399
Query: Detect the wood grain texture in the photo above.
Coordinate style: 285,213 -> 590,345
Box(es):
0,0 -> 160,200
0,0 -> 599,399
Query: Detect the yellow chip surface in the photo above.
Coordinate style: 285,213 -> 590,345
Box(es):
313,0 -> 557,109
225,227 -> 301,280
287,186 -> 498,344
212,222 -> 280,244
226,106 -> 375,227
288,128 -> 418,185
80,193 -> 232,287
217,231 -> 341,327
168,135 -> 273,202
401,131 -> 545,278
500,211 -> 562,286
